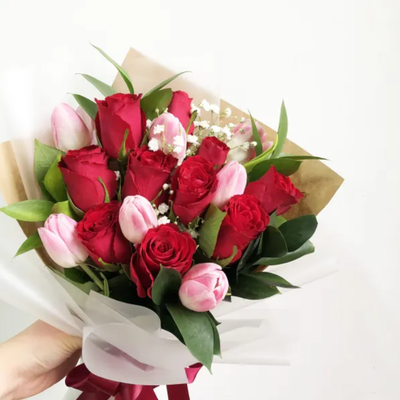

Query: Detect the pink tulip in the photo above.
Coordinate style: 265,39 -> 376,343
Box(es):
149,113 -> 187,164
179,263 -> 229,312
119,195 -> 158,244
51,103 -> 92,151
76,106 -> 96,144
227,119 -> 273,163
213,161 -> 247,209
38,214 -> 88,268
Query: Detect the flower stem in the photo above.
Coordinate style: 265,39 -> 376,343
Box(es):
80,264 -> 104,292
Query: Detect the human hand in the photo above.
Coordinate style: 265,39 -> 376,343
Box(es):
0,320 -> 82,400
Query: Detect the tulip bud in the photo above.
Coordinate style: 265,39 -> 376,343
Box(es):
38,214 -> 88,268
149,113 -> 187,164
51,103 -> 92,151
213,161 -> 247,209
76,106 -> 96,144
119,195 -> 158,244
179,263 -> 229,312
227,119 -> 273,163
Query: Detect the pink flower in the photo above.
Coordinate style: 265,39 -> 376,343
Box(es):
76,106 -> 96,144
38,214 -> 88,268
179,263 -> 229,312
51,103 -> 92,151
227,119 -> 273,163
149,113 -> 187,165
119,196 -> 158,244
213,161 -> 247,209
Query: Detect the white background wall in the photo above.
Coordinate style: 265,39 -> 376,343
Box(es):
0,0 -> 400,399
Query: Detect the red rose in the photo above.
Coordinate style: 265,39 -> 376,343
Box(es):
130,224 -> 197,298
171,155 -> 218,225
122,146 -> 177,201
213,194 -> 269,263
245,166 -> 304,215
95,93 -> 146,158
168,91 -> 194,134
59,146 -> 117,212
197,137 -> 229,170
77,201 -> 131,266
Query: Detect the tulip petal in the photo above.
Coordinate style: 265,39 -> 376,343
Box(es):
179,280 -> 217,312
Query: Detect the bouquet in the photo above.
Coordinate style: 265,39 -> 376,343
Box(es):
0,45 -> 343,400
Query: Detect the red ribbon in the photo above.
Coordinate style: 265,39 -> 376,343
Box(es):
66,364 -> 202,400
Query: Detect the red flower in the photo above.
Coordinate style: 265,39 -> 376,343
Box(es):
245,166 -> 304,215
197,137 -> 229,170
59,146 -> 117,212
122,146 -> 177,202
77,201 -> 131,267
213,194 -> 269,263
95,93 -> 146,158
168,91 -> 194,134
130,224 -> 197,298
171,155 -> 218,225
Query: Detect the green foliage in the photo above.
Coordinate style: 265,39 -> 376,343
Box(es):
51,201 -> 77,220
140,89 -> 173,120
152,266 -> 182,306
271,101 -> 288,158
15,232 -> 42,257
79,73 -> 117,97
118,130 -> 129,162
279,215 -> 318,252
43,153 -> 67,202
232,273 -> 281,300
98,177 -> 110,203
249,111 -> 262,156
216,246 -> 238,268
71,94 -> 98,119
144,71 -> 191,97
0,200 -> 54,222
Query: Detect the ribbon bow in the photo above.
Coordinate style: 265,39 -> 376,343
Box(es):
66,364 -> 202,400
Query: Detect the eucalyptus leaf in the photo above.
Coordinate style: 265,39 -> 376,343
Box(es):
232,273 -> 280,300
15,232 -> 42,257
43,153 -> 67,202
249,111 -> 262,156
51,201 -> 77,220
167,303 -> 214,371
79,73 -> 117,97
71,94 -> 98,119
198,204 -> 226,258
271,101 -> 288,158
0,200 -> 54,222
141,89 -> 173,120
144,71 -> 191,97
152,266 -> 182,306
34,139 -> 62,201
92,44 -> 134,94
279,215 -> 318,252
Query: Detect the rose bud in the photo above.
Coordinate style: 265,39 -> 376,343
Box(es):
76,106 -> 96,143
51,103 -> 92,151
197,137 -> 229,170
213,161 -> 247,209
168,91 -> 195,134
119,195 -> 158,244
59,146 -> 117,212
130,224 -> 197,298
149,113 -> 187,165
77,201 -> 131,267
38,214 -> 88,268
122,146 -> 177,201
245,165 -> 304,215
227,119 -> 273,163
171,155 -> 218,225
213,194 -> 269,264
95,93 -> 146,158
179,263 -> 229,312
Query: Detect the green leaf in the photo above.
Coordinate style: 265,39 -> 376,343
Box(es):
67,191 -> 85,219
34,139 -> 62,201
238,237 -> 261,271
0,200 -> 54,222
186,110 -> 197,134
232,273 -> 280,300
140,89 -> 173,120
65,268 -> 91,284
253,240 -> 315,266
79,73 -> 117,97
259,226 -> 288,258
205,312 -> 221,356
118,129 -> 129,162
269,212 -> 286,228
144,71 -> 191,97
71,94 -> 98,119
51,201 -> 77,220
249,111 -> 262,157
15,232 -> 42,257
279,215 -> 318,252
43,152 -> 67,202
92,44 -> 134,94
272,101 -> 288,158
152,266 -> 182,306
98,177 -> 110,203
256,272 -> 299,289
167,303 -> 214,371
100,272 -> 110,297
51,268 -> 99,295
216,246 -> 237,268
198,204 -> 227,258
98,258 -> 120,272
